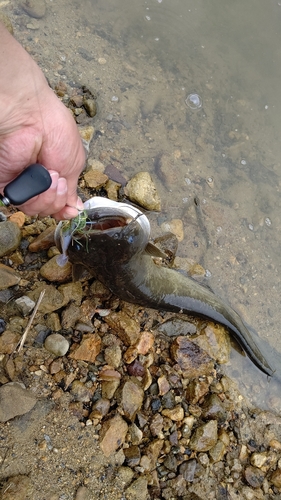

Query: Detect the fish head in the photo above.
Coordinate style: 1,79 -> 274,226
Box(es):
55,197 -> 151,275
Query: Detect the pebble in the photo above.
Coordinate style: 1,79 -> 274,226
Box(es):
0,263 -> 21,290
201,394 -> 227,423
83,98 -> 97,117
161,219 -> 184,242
79,125 -> 95,152
244,465 -> 265,488
40,255 -> 72,282
90,398 -> 110,420
162,405 -> 184,421
21,0 -> 46,18
125,477 -> 148,500
121,380 -> 144,421
194,323 -> 231,365
189,420 -> 218,452
100,414 -> 128,456
270,468 -> 281,488
29,226 -> 55,252
179,458 -> 197,481
124,171 -> 161,211
84,170 -> 108,189
44,333 -> 70,356
170,336 -> 214,378
15,295 -> 35,316
124,445 -> 141,467
105,310 -> 140,346
69,333 -> 101,362
75,486 -> 91,500
0,221 -> 21,257
104,344 -> 122,368
0,330 -> 21,354
0,382 -> 37,422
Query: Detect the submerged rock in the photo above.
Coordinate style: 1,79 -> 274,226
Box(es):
124,171 -> 161,211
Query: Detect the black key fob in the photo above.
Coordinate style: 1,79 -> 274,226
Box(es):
0,164 -> 52,206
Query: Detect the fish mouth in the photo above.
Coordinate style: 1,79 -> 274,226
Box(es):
80,214 -> 134,233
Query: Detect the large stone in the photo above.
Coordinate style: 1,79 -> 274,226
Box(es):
100,414 -> 128,457
0,382 -> 37,422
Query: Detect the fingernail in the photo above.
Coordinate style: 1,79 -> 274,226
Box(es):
57,177 -> 67,195
76,197 -> 84,210
50,172 -> 59,188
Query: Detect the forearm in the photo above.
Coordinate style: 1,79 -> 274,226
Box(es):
0,22 -> 50,133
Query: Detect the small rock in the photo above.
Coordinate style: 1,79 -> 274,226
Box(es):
105,311 -> 140,346
118,466 -> 134,486
69,333 -> 101,362
86,159 -> 105,173
270,468 -> 281,489
124,445 -> 141,467
125,477 -> 148,500
202,394 -> 227,423
128,423 -> 143,445
84,170 -> 108,189
162,405 -> 184,421
100,414 -> 128,457
83,98 -> 97,117
27,284 -> 65,313
40,255 -> 72,282
61,303 -> 81,329
179,459 -> 197,482
121,380 -> 144,421
21,0 -> 46,18
244,465 -> 265,488
186,378 -> 210,404
0,221 -> 21,256
0,382 -> 37,422
79,125 -> 95,152
104,344 -> 122,368
29,226 -> 55,252
75,486 -> 91,500
70,380 -> 93,402
150,413 -> 164,437
158,318 -> 197,337
158,375 -> 170,396
209,440 -> 226,463
161,219 -> 184,242
250,451 -> 269,469
0,263 -> 21,290
0,330 -> 20,354
127,359 -> 145,377
124,171 -> 161,211
170,336 -> 214,378
0,474 -> 33,499
15,295 -> 35,316
44,333 -> 69,356
193,323 -> 231,364
189,420 -> 218,452
90,398 -> 110,420
101,379 -> 120,399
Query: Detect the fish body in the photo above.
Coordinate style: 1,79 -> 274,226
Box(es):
55,197 -> 274,377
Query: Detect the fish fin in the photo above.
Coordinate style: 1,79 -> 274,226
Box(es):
145,242 -> 167,259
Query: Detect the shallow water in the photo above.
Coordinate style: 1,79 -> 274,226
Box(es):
6,0 -> 281,411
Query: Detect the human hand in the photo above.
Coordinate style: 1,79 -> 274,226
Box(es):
0,23 -> 85,219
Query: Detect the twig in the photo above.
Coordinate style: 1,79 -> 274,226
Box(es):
17,289 -> 46,352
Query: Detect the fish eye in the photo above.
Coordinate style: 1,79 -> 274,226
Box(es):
127,235 -> 134,244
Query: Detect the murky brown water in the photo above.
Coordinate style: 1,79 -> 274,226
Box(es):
5,0 -> 281,410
